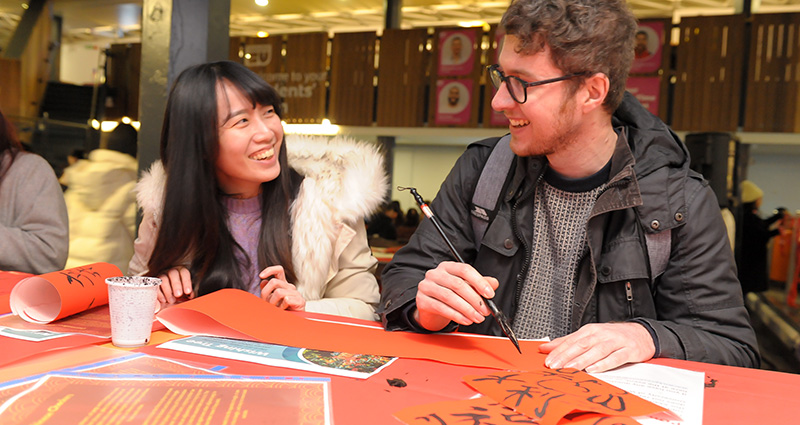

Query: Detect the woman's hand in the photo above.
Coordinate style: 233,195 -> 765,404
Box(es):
157,266 -> 194,305
259,265 -> 306,311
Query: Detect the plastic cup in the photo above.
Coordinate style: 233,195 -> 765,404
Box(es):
106,276 -> 162,348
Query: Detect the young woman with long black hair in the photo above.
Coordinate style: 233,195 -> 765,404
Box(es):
128,61 -> 386,320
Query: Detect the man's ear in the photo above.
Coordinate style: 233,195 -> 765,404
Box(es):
580,73 -> 610,113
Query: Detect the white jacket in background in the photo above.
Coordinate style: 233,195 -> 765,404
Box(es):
64,149 -> 137,273
128,135 -> 388,320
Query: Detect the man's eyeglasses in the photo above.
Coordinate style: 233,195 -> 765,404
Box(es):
486,64 -> 586,104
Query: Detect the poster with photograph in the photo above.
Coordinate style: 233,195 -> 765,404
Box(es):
160,335 -> 396,379
631,21 -> 664,74
438,29 -> 476,76
434,79 -> 472,125
626,77 -> 661,116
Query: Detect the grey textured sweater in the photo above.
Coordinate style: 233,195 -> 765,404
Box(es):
0,152 -> 69,273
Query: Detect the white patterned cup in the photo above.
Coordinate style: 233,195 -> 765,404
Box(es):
106,276 -> 162,348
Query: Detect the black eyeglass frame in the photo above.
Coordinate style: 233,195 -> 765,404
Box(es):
486,64 -> 587,104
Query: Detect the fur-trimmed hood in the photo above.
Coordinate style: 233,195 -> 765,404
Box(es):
285,134 -> 387,225
134,134 -> 387,294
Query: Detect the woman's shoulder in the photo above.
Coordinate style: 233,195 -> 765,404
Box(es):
4,152 -> 56,181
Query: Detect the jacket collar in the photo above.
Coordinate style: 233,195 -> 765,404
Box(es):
504,92 -> 690,232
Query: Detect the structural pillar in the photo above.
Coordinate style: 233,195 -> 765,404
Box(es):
137,0 -> 230,176
2,0 -> 46,59
379,0 -> 402,200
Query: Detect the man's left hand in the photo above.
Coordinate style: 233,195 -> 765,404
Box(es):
538,322 -> 655,373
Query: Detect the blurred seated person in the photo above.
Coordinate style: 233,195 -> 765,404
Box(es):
0,108 -> 68,273
64,123 -> 138,273
368,201 -> 403,242
396,207 -> 421,244
738,180 -> 787,294
405,207 -> 420,227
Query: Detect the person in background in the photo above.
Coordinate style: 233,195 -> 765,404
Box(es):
738,180 -> 787,294
63,123 -> 139,273
58,148 -> 86,188
367,201 -> 403,241
380,0 -> 758,372
0,108 -> 68,273
405,208 -> 420,227
128,61 -> 386,320
396,207 -> 422,245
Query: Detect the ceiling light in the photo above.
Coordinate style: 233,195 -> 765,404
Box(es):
255,0 -> 269,6
100,121 -> 120,132
257,31 -> 269,38
458,20 -> 486,28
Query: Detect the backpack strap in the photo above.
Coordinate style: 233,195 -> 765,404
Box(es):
470,134 -> 515,251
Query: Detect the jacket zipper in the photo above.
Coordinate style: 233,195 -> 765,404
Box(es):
625,281 -> 634,318
512,174 -> 540,310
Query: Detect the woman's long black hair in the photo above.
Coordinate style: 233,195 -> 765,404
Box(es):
146,61 -> 302,295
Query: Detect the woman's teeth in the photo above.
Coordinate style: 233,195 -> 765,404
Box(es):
249,148 -> 275,161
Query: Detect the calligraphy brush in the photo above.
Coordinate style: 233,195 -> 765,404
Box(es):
398,186 -> 522,354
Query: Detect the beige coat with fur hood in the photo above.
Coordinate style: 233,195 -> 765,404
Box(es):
128,135 -> 387,320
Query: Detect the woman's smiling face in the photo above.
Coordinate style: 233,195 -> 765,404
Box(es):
214,79 -> 284,198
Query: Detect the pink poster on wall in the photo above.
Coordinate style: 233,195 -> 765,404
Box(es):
626,77 -> 661,115
435,79 -> 472,125
489,30 -> 509,126
438,29 -> 476,76
631,21 -> 664,74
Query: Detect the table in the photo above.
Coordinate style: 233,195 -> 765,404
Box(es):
1,271 -> 799,424
2,324 -> 800,424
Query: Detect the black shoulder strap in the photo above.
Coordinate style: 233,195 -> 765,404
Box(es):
645,230 -> 671,282
470,134 -> 515,251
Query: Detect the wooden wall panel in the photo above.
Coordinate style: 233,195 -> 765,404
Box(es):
672,15 -> 745,132
105,43 -> 141,121
284,32 -> 328,123
376,28 -> 428,127
428,27 -> 483,128
329,31 -> 376,126
0,59 -> 21,117
229,36 -> 243,62
744,13 -> 800,132
244,36 -> 287,114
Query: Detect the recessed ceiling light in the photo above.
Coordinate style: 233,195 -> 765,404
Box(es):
255,0 -> 269,6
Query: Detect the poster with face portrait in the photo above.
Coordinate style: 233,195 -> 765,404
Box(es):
438,30 -> 476,76
434,79 -> 472,125
631,21 -> 664,74
626,77 -> 661,115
